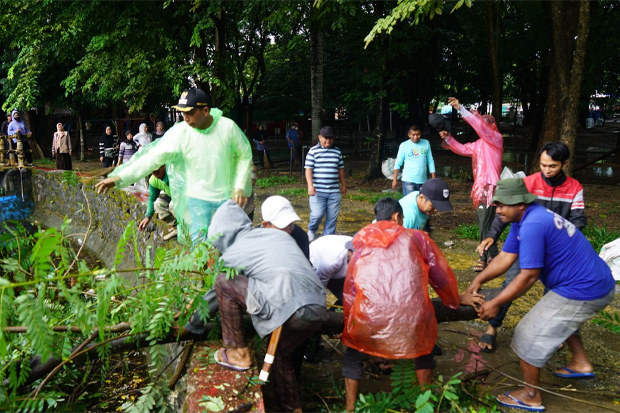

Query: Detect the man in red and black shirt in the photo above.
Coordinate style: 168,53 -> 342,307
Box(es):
475,141 -> 586,352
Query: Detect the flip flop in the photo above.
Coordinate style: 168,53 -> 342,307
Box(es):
479,333 -> 496,353
214,348 -> 250,372
471,260 -> 487,272
552,366 -> 595,379
496,392 -> 545,412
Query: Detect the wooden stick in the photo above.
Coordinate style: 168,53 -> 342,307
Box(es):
263,150 -> 271,169
259,325 -> 283,382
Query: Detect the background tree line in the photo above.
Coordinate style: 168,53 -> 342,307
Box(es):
1,0 -> 618,174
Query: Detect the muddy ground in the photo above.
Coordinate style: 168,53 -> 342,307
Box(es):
44,119 -> 620,412
248,162 -> 620,413
249,126 -> 620,412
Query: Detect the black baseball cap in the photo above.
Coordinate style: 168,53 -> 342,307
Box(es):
172,88 -> 211,112
420,178 -> 453,212
320,125 -> 335,138
428,113 -> 452,133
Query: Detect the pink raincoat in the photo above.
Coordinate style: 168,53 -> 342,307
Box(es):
342,221 -> 460,359
442,107 -> 503,207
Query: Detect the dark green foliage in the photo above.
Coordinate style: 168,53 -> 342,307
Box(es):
276,188 -> 308,197
592,311 -> 620,336
0,220 -> 230,412
454,224 -> 509,242
583,225 -> 620,253
356,367 -> 495,413
454,223 -> 479,240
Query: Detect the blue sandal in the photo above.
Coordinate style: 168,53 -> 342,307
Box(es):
496,392 -> 545,412
553,366 -> 595,379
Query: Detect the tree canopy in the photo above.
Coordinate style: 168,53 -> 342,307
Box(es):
1,0 -> 619,171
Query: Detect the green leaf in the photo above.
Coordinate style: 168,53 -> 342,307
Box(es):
415,390 -> 432,408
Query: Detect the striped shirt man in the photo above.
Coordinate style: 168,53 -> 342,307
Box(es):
305,143 -> 344,193
305,126 -> 346,240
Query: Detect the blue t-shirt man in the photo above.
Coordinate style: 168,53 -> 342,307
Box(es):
393,126 -> 436,196
397,179 -> 454,230
503,203 -> 615,300
399,191 -> 429,230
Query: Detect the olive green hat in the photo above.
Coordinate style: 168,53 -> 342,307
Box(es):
491,178 -> 537,205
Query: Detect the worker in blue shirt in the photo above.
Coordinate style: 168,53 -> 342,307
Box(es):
399,178 -> 452,230
393,125 -> 436,195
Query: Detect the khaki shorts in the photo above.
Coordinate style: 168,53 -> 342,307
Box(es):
511,289 -> 614,368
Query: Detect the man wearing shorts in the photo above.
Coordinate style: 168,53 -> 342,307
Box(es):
468,178 -> 615,412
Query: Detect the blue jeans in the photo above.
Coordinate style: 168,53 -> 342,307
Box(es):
188,198 -> 226,245
402,181 -> 422,196
308,191 -> 341,236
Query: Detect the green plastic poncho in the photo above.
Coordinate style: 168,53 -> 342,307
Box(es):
110,109 -> 253,244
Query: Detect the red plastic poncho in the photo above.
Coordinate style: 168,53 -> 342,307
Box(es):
342,221 -> 460,359
442,107 -> 503,207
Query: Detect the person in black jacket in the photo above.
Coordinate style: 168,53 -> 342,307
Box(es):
252,124 -> 273,169
1,113 -> 10,152
99,126 -> 117,168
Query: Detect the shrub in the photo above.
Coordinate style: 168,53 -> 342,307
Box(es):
582,225 -> 620,253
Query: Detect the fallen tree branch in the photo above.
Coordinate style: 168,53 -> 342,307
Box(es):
33,331 -> 99,397
167,342 -> 194,389
10,326 -> 211,389
320,288 -> 501,335
4,322 -> 132,334
12,288 -> 503,392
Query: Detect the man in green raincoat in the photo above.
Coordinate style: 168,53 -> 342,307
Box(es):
96,89 -> 253,244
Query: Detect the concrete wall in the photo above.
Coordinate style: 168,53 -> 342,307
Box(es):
31,169 -> 173,269
29,170 -> 266,411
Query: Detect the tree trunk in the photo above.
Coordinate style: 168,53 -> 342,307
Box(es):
321,288 -> 502,336
535,1 -> 590,175
310,17 -> 324,141
78,113 -> 85,162
211,7 -> 226,107
528,64 -> 549,153
366,2 -> 387,180
485,0 -> 502,121
367,91 -> 386,180
21,111 -> 44,160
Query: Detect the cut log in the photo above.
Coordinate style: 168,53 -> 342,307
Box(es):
319,288 -> 501,336
14,289 -> 501,389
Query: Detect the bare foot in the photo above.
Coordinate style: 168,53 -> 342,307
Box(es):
496,389 -> 542,407
555,362 -> 593,375
217,348 -> 252,369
